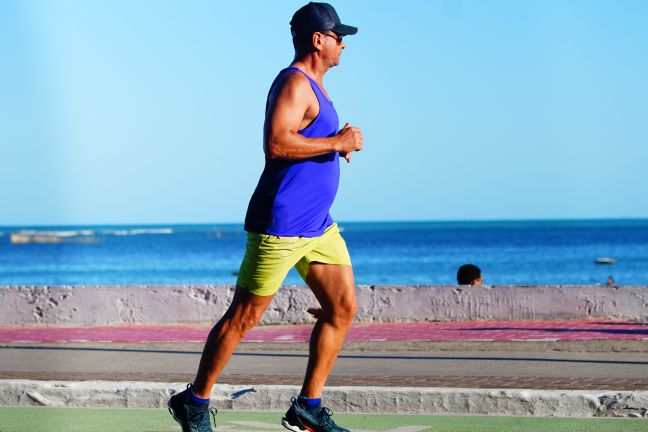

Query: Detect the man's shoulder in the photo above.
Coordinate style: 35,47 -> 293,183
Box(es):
268,69 -> 315,108
273,69 -> 311,94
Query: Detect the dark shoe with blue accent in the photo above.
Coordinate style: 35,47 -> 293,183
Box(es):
282,397 -> 349,432
168,383 -> 217,432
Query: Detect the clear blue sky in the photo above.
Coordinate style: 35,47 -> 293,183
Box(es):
1,0 -> 646,226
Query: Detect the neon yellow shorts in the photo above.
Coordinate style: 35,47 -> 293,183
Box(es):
236,223 -> 352,296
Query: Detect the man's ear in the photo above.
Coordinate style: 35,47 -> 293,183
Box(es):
312,32 -> 324,51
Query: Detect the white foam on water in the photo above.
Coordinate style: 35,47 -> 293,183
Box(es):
10,227 -> 174,238
13,229 -> 96,237
107,228 -> 174,236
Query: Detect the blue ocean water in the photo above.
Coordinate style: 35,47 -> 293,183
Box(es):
0,220 -> 647,286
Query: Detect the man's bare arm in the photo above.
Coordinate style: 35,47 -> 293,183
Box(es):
264,73 -> 363,160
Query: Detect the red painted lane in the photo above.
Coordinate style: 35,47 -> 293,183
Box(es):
0,319 -> 647,343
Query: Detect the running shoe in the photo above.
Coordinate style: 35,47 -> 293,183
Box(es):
167,383 -> 217,432
282,397 -> 350,432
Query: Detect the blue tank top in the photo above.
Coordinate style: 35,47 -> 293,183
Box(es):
244,67 -> 340,237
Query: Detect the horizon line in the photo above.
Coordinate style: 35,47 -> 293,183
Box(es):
1,216 -> 648,229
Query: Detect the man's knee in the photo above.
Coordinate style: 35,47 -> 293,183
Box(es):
239,302 -> 267,331
221,306 -> 262,336
222,288 -> 270,335
330,294 -> 357,324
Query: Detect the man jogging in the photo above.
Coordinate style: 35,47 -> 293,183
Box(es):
168,3 -> 362,431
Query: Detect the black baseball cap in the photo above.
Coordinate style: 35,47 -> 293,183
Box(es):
290,2 -> 358,38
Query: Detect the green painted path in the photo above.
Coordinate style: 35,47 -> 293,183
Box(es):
0,408 -> 644,432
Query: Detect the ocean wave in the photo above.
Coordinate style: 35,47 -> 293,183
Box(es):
9,227 -> 174,244
106,228 -> 174,236
10,230 -> 100,245
15,230 -> 96,237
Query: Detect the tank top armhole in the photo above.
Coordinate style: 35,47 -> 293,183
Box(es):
268,67 -> 329,135
283,68 -> 324,134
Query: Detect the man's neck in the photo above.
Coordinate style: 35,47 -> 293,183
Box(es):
291,54 -> 328,84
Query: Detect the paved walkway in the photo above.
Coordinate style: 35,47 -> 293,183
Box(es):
3,319 -> 647,391
1,319 -> 647,343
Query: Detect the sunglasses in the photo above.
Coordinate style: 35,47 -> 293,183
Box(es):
320,32 -> 343,44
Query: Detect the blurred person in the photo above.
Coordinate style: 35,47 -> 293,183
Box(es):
457,264 -> 483,285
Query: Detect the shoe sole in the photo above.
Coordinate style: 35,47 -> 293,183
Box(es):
282,418 -> 315,432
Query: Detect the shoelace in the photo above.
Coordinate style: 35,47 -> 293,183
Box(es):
209,408 -> 218,428
317,407 -> 337,427
183,384 -> 218,430
187,407 -> 218,429
187,408 -> 206,426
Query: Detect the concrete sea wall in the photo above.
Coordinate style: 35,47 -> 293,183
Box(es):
2,380 -> 647,417
1,285 -> 647,326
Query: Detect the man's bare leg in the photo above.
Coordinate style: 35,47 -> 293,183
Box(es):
300,263 -> 356,398
191,285 -> 274,398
